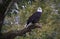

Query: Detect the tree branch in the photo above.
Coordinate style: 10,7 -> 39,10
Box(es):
0,24 -> 41,39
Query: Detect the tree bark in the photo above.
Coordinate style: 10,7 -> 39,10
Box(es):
0,0 -> 17,37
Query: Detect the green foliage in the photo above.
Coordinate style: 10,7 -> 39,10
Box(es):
1,0 -> 60,39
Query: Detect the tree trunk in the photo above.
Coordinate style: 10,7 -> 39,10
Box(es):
0,0 -> 12,37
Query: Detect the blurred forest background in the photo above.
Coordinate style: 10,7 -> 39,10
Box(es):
1,0 -> 60,39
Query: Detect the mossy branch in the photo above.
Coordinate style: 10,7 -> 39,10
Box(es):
0,24 -> 41,39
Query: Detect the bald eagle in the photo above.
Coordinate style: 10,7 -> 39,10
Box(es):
25,7 -> 42,27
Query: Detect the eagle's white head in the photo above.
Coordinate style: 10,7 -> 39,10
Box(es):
37,7 -> 42,12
